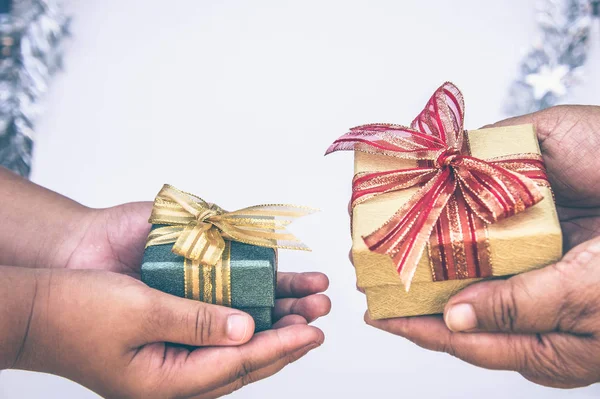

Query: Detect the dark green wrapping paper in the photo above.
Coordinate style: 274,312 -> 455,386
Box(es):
141,229 -> 277,332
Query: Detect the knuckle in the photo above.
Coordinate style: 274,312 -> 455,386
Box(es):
289,273 -> 302,297
234,355 -> 254,387
509,338 -> 531,373
490,282 -> 519,332
550,258 -> 571,275
289,299 -> 301,316
554,239 -> 600,278
142,295 -> 168,335
539,105 -> 570,129
193,305 -> 214,344
550,259 -> 578,284
441,335 -> 459,358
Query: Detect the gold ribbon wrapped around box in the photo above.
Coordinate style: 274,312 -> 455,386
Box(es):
142,184 -> 314,331
352,124 -> 562,319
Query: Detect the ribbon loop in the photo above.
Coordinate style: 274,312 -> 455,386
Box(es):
327,82 -> 549,290
146,184 -> 315,266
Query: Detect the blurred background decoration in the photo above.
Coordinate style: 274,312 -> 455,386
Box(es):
0,0 -> 597,177
506,0 -> 599,116
0,0 -> 69,177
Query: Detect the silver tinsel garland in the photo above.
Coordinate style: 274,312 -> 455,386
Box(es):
0,0 -> 69,177
505,0 -> 597,116
0,2 -> 595,175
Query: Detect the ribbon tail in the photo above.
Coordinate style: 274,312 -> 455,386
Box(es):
489,154 -> 550,187
363,169 -> 456,291
351,167 -> 438,207
456,157 -> 545,223
398,177 -> 457,291
145,225 -> 185,248
146,185 -> 315,262
216,221 -> 311,252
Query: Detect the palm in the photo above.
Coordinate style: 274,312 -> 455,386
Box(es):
65,201 -> 155,277
525,106 -> 600,250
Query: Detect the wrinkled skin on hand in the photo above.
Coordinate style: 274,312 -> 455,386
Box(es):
361,105 -> 600,388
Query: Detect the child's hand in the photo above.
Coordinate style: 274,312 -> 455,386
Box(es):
0,177 -> 330,397
11,267 -> 325,398
59,201 -> 331,327
0,173 -> 331,329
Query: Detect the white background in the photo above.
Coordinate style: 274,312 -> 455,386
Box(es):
2,1 -> 600,398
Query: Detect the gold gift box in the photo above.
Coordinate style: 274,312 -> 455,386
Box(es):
352,125 -> 563,319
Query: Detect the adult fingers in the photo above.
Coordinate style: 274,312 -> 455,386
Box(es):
444,238 -> 600,334
482,106 -> 561,143
365,313 -> 533,371
365,312 -> 593,388
443,267 -> 561,333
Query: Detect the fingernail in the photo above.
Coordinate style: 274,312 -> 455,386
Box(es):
445,304 -> 477,332
227,314 -> 249,342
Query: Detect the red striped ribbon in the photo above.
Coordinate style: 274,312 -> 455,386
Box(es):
326,82 -> 549,291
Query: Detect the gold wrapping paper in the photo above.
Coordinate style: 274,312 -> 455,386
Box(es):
352,125 -> 563,319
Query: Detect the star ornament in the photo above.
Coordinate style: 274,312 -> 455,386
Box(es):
525,64 -> 570,100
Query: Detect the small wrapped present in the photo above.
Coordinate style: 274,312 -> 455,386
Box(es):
141,185 -> 313,331
326,83 -> 562,319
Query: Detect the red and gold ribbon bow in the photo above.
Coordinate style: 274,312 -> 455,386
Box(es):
146,184 -> 315,266
326,82 -> 549,290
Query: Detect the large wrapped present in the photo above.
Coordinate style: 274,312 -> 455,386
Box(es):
326,83 -> 562,319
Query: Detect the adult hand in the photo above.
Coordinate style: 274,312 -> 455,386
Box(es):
364,105 -> 600,388
10,267 -> 326,398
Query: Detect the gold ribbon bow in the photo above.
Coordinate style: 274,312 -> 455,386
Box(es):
146,184 -> 315,265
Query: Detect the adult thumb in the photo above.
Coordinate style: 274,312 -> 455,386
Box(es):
442,264 -> 566,334
146,290 -> 255,346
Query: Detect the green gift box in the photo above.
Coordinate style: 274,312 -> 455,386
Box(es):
141,184 -> 314,333
142,225 -> 277,332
